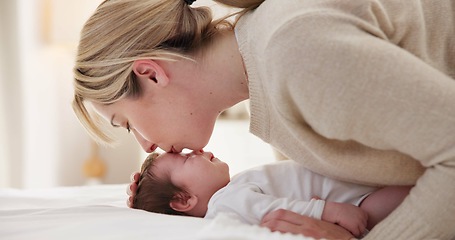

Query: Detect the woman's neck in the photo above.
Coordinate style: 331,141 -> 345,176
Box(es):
199,30 -> 249,109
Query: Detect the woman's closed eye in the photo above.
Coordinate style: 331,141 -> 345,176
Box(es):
111,120 -> 131,133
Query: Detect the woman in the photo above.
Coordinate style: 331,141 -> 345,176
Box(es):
73,0 -> 455,239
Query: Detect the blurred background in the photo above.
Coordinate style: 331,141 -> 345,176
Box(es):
0,0 -> 275,189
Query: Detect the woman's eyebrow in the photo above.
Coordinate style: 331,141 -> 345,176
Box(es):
110,114 -> 119,127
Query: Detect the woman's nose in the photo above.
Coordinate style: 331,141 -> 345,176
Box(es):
133,131 -> 155,153
139,141 -> 154,153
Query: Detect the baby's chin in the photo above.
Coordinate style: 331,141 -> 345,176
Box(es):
222,163 -> 230,177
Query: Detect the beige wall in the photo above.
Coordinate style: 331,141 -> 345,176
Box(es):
0,0 -> 23,188
0,0 -> 142,188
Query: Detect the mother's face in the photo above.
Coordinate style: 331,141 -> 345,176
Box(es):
91,87 -> 218,153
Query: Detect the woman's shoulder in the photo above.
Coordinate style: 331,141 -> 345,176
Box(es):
237,0 -> 423,44
235,0 -> 397,69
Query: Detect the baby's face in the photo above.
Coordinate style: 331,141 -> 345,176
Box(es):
152,151 -> 230,200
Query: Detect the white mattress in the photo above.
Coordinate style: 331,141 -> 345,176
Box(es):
0,184 -> 313,240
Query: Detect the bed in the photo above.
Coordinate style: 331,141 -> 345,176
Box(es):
0,184 -> 312,240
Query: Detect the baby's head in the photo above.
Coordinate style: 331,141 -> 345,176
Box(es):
133,151 -> 230,217
132,152 -> 185,215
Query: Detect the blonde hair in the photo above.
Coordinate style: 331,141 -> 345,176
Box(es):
72,0 -> 264,145
214,0 -> 263,10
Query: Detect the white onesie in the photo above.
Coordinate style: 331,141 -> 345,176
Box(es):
205,160 -> 377,224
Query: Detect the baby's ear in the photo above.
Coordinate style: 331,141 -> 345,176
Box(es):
169,192 -> 198,212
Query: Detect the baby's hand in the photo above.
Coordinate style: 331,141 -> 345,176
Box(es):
322,201 -> 368,238
126,172 -> 140,208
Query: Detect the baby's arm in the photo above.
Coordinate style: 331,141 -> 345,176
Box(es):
321,201 -> 368,238
359,186 -> 411,229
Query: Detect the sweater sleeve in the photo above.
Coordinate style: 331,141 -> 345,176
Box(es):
265,13 -> 455,239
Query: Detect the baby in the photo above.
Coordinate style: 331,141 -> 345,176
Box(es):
133,151 -> 411,238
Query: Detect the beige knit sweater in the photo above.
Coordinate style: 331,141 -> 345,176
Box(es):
235,0 -> 455,239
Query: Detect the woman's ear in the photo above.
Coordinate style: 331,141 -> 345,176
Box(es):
132,59 -> 169,87
169,192 -> 198,213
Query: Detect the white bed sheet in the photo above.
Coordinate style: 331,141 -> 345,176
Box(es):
0,184 -> 312,240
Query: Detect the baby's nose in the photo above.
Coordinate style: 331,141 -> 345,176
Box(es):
191,149 -> 204,155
